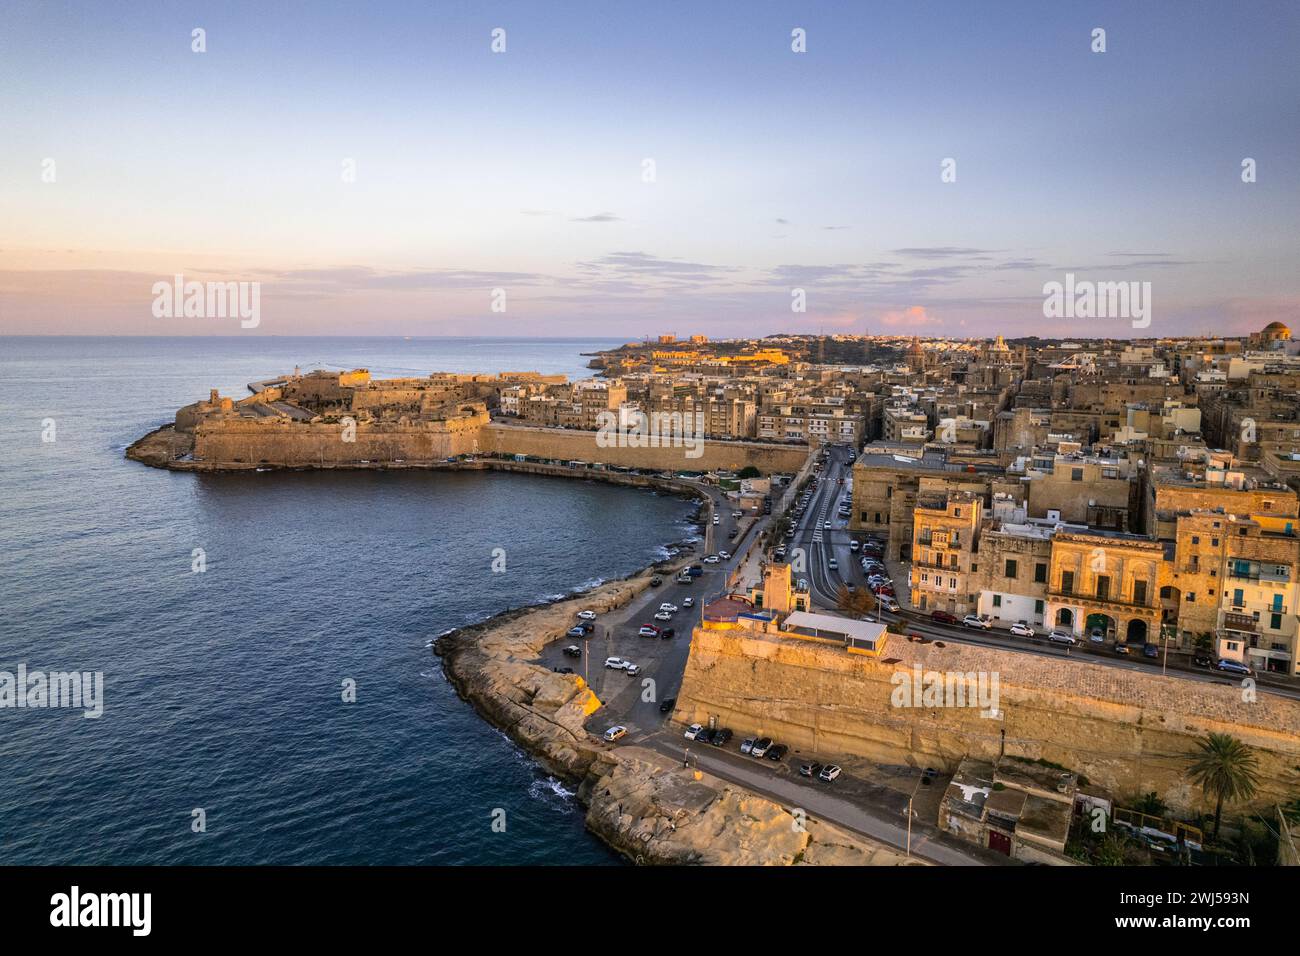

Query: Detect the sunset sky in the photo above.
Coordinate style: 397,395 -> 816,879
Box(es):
2,0 -> 1297,338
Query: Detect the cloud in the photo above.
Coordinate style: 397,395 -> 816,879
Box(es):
878,305 -> 941,328
892,246 -> 994,259
569,212 -> 622,223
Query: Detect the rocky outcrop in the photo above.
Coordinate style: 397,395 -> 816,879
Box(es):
436,571 -> 912,865
580,750 -> 914,865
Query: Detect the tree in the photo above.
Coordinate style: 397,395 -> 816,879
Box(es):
1186,733 -> 1260,841
1132,791 -> 1167,817
737,465 -> 761,479
836,584 -> 876,618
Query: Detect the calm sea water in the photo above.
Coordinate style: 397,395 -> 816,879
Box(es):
0,337 -> 694,865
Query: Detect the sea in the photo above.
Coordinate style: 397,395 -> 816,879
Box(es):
0,336 -> 699,865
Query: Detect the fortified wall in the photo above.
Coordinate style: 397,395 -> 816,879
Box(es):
673,626 -> 1300,813
192,413 -> 486,467
479,422 -> 811,474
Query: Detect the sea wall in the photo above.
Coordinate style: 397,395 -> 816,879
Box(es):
480,421 -> 811,473
191,415 -> 485,467
673,627 -> 1300,814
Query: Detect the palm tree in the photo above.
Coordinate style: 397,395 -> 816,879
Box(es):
1186,733 -> 1261,841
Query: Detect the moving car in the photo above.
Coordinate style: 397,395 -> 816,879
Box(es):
1048,630 -> 1077,645
962,614 -> 991,630
562,645 -> 582,658
823,521 -> 832,529
703,555 -> 720,564
659,603 -> 678,613
849,541 -> 860,552
1009,621 -> 1036,638
881,598 -> 901,613
930,610 -> 959,625
566,625 -> 590,638
718,551 -> 731,560
684,723 -> 705,740
638,624 -> 661,637
624,664 -> 640,676
818,765 -> 842,782
653,610 -> 672,621
712,515 -> 720,525
577,610 -> 597,621
798,762 -> 823,778
603,726 -> 627,742
750,737 -> 773,758
1114,643 -> 1131,655
659,696 -> 676,713
682,597 -> 694,607
1214,658 -> 1252,676
604,657 -> 629,669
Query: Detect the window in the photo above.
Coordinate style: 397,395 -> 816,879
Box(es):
1071,468 -> 1083,481
1061,571 -> 1074,595
1211,538 -> 1219,547
1034,563 -> 1047,583
1186,592 -> 1195,602
1005,559 -> 1018,578
1133,581 -> 1147,605
1096,576 -> 1110,601
1271,614 -> 1283,630
1034,600 -> 1044,614
993,595 -> 1002,607
1192,536 -> 1200,545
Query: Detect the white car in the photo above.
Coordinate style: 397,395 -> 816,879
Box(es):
819,764 -> 842,782
603,726 -> 627,742
962,614 -> 991,630
1048,630 -> 1077,646
828,558 -> 838,570
703,555 -> 720,564
718,551 -> 731,560
824,521 -> 832,529
712,516 -> 720,525
625,664 -> 640,676
604,657 -> 629,670
685,723 -> 706,740
1009,622 -> 1036,638
659,602 -> 678,613
577,610 -> 597,620
732,511 -> 743,519
882,599 -> 901,613
682,596 -> 694,607
653,611 -> 672,621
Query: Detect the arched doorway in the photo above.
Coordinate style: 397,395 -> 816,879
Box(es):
1055,608 -> 1074,630
1085,613 -> 1116,639
1126,618 -> 1149,645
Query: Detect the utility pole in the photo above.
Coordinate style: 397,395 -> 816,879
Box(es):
906,772 -> 924,859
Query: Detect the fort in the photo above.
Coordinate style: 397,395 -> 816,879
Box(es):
126,367 -> 811,475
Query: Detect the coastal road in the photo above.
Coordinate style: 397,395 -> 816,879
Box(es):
637,730 -> 1005,866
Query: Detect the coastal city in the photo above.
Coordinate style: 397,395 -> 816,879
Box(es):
129,327 -> 1300,868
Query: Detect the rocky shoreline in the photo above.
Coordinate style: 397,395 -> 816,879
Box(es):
434,563 -> 913,866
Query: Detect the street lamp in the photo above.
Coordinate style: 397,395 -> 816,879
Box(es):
906,770 -> 924,858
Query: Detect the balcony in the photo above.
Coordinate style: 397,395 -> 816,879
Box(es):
1220,611 -> 1258,634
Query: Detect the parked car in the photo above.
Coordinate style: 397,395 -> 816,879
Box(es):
566,625 -> 589,638
882,598 -> 901,613
638,624 -> 660,637
930,610 -> 959,625
718,550 -> 731,560
1142,643 -> 1160,659
624,664 -> 640,676
1214,658 -> 1253,676
682,596 -> 694,607
695,727 -> 715,745
1048,630 -> 1077,645
577,610 -> 597,621
551,666 -> 573,674
659,627 -> 675,639
828,558 -> 838,570
711,728 -> 733,747
562,645 -> 582,658
703,555 -> 720,564
766,744 -> 789,762
603,726 -> 627,742
845,582 -> 856,593
732,511 -> 743,519
798,762 -> 823,778
819,765 -> 842,782
1088,628 -> 1105,644
684,723 -> 705,740
659,696 -> 676,713
962,614 -> 991,630
712,515 -> 720,524
604,657 -> 629,669
1114,643 -> 1131,655
1192,654 -> 1214,669
659,602 -> 678,613
1009,621 -> 1036,638
750,737 -> 773,758
850,541 -> 860,552
740,737 -> 756,755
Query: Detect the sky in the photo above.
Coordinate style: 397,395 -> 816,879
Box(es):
1,0 -> 1297,339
